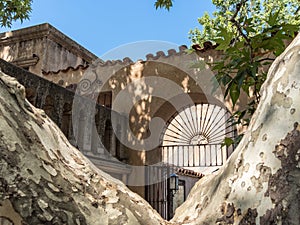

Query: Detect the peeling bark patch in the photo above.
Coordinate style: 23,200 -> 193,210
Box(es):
195,196 -> 209,213
216,203 -> 235,224
0,102 -> 88,225
250,164 -> 271,193
0,146 -> 20,168
256,164 -> 271,182
41,161 -> 57,177
0,200 -> 23,225
8,176 -> 88,225
235,153 -> 249,179
260,204 -> 286,225
26,169 -> 33,175
239,208 -> 257,225
271,91 -> 293,108
217,204 -> 258,225
262,123 -> 300,224
0,97 -> 42,152
116,190 -> 160,224
108,206 -> 128,225
0,178 -> 9,198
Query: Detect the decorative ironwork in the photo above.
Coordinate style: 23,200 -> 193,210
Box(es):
146,103 -> 236,220
160,103 -> 235,167
162,103 -> 234,145
145,165 -> 171,220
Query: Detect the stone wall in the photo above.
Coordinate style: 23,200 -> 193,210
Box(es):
0,59 -> 131,183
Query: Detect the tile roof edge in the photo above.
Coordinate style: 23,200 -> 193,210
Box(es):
176,167 -> 205,178
42,64 -> 89,75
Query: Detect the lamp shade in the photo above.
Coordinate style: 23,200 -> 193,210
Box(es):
169,173 -> 179,191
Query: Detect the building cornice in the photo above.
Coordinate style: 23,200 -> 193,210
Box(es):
0,23 -> 98,63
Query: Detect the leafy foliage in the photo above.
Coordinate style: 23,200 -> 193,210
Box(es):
156,0 -> 300,146
196,0 -> 300,145
0,0 -> 32,27
155,0 -> 173,10
190,0 -> 300,44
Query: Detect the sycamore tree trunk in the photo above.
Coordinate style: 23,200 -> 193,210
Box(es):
0,34 -> 300,225
171,34 -> 300,224
0,74 -> 167,224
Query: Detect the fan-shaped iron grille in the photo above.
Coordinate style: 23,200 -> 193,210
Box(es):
160,103 -> 235,167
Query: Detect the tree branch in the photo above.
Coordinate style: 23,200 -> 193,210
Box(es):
256,57 -> 275,63
229,0 -> 251,44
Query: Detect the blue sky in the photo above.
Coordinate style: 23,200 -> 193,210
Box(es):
1,1 -> 215,60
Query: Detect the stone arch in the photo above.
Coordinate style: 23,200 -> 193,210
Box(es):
145,92 -> 236,166
152,92 -> 226,123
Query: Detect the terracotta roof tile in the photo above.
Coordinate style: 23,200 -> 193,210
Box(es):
176,168 -> 205,178
192,41 -> 218,52
42,64 -> 89,75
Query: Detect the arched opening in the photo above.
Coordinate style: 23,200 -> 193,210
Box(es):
146,102 -> 236,220
160,103 -> 235,171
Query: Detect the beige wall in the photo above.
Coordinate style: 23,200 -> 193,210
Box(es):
0,23 -> 97,77
0,24 -> 260,199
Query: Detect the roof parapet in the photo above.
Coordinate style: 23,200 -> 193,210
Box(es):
0,23 -> 98,63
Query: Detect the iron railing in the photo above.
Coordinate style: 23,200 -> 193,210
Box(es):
161,144 -> 230,167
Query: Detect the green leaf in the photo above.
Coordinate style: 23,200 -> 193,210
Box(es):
222,74 -> 232,86
230,82 -> 240,106
249,64 -> 258,78
241,84 -> 250,96
282,24 -> 299,33
267,9 -> 280,26
214,27 -> 234,50
235,70 -> 246,89
234,134 -> 244,145
222,137 -> 234,147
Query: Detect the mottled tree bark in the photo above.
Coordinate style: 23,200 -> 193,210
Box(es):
171,34 -> 300,224
0,72 -> 167,225
1,34 -> 300,225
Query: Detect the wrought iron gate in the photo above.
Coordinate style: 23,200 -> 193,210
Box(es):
145,103 -> 236,219
145,165 -> 171,219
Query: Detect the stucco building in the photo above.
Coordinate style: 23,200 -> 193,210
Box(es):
0,23 -> 237,219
